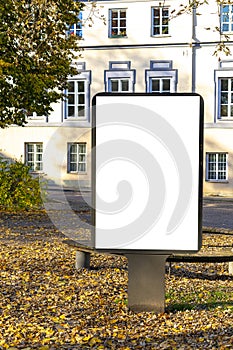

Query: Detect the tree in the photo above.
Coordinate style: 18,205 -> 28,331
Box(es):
170,0 -> 232,57
0,0 -> 85,128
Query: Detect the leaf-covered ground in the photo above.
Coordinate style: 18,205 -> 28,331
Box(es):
0,211 -> 233,349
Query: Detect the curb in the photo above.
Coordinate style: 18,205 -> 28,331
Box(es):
203,226 -> 233,235
204,196 -> 233,203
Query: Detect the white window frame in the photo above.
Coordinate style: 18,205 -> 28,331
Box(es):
66,79 -> 86,118
65,70 -> 91,121
221,5 -> 233,33
109,78 -> 130,92
149,77 -> 171,92
206,153 -> 228,182
145,69 -> 177,93
151,6 -> 169,37
105,69 -> 135,92
215,69 -> 233,121
25,143 -> 43,172
219,77 -> 233,119
67,143 -> 87,173
109,9 -> 127,38
67,12 -> 83,37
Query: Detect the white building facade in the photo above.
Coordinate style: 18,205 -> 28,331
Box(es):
0,0 -> 233,196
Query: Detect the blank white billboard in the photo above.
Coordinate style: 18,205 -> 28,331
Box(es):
92,93 -> 204,253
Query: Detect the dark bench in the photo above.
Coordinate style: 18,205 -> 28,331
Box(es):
62,240 -> 95,269
167,250 -> 233,275
167,250 -> 233,263
63,239 -> 233,275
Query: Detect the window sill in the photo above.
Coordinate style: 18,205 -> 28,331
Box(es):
221,31 -> 233,35
151,34 -> 171,38
68,172 -> 87,175
205,122 -> 233,129
65,117 -> 87,121
109,35 -> 128,39
205,180 -> 228,183
29,171 -> 44,176
27,116 -> 46,122
218,118 -> 233,121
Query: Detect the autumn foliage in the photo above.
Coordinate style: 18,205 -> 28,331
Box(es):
0,157 -> 44,210
0,0 -> 84,128
0,211 -> 233,349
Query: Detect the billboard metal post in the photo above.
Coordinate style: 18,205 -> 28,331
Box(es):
127,254 -> 169,312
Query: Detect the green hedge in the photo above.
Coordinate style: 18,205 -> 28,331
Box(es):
0,157 -> 45,211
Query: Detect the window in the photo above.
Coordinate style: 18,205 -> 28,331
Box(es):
68,143 -> 87,173
26,111 -> 45,121
214,68 -> 233,120
206,153 -> 228,181
150,78 -> 171,92
105,62 -> 135,92
145,61 -> 177,93
25,143 -> 43,172
221,5 -> 233,33
67,12 -> 82,37
219,78 -> 233,119
66,80 -> 86,118
109,78 -> 130,92
152,7 -> 169,36
109,9 -> 127,37
65,66 -> 91,121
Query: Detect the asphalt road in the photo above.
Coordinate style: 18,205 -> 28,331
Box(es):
203,197 -> 233,231
47,187 -> 233,231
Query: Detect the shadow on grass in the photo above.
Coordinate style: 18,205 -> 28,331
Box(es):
167,301 -> 233,312
168,265 -> 233,281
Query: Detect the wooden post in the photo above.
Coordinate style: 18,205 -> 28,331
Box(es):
229,261 -> 233,275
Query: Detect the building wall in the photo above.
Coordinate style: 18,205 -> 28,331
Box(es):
82,0 -> 193,46
204,128 -> 233,196
0,126 -> 91,189
1,0 -> 233,196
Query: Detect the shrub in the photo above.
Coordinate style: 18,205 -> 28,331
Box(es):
0,157 -> 46,211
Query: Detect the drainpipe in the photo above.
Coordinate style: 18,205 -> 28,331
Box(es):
192,4 -> 197,93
